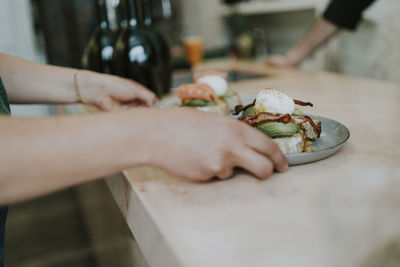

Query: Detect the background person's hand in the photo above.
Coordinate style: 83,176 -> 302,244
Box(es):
141,107 -> 289,181
266,54 -> 298,68
78,70 -> 158,111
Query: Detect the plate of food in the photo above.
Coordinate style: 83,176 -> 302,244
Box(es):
234,89 -> 350,165
157,71 -> 349,165
157,71 -> 242,115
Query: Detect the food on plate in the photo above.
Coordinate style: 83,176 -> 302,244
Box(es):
173,70 -> 242,115
194,71 -> 241,112
177,83 -> 229,115
234,88 -> 321,154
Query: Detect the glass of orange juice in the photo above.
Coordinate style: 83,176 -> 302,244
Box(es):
183,36 -> 204,67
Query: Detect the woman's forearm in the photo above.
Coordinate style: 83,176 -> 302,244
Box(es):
0,107 -> 289,204
0,109 -> 150,204
0,53 -> 80,104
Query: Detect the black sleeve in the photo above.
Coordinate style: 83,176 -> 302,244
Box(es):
323,0 -> 377,30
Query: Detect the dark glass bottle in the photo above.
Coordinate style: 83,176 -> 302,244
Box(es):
141,0 -> 172,95
82,0 -> 116,74
113,0 -> 164,97
115,0 -> 128,37
223,0 -> 243,4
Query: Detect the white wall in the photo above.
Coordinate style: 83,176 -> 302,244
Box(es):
181,0 -> 317,54
0,0 -> 52,116
0,0 -> 37,61
181,0 -> 229,49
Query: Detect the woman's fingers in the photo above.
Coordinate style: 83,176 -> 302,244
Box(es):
131,85 -> 158,107
121,79 -> 158,107
109,77 -> 158,107
233,147 -> 274,180
216,166 -> 234,180
239,124 -> 288,173
96,97 -> 117,111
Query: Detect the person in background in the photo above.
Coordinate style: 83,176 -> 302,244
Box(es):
0,53 -> 288,266
267,0 -> 377,68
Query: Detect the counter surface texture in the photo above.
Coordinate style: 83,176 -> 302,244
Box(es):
80,61 -> 400,267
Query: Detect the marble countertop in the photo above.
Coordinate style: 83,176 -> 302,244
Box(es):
81,60 -> 400,267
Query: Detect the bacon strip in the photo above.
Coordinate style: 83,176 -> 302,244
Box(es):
299,115 -> 321,138
294,99 -> 313,107
240,112 -> 292,126
233,100 -> 256,115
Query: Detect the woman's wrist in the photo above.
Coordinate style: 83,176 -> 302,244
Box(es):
73,69 -> 94,104
113,108 -> 161,167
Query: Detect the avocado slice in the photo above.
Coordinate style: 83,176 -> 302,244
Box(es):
256,122 -> 300,138
183,99 -> 217,107
241,106 -> 256,118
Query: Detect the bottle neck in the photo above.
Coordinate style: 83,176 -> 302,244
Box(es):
97,0 -> 110,30
142,0 -> 153,26
117,0 -> 128,29
126,0 -> 143,27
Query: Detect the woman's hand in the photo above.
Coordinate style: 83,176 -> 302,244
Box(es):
0,53 -> 157,106
139,108 -> 289,181
77,70 -> 158,111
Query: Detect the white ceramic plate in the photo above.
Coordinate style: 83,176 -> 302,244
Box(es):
157,94 -> 350,165
284,115 -> 350,165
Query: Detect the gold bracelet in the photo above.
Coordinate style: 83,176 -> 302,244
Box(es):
73,69 -> 82,103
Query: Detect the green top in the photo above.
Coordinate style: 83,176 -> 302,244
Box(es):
0,77 -> 9,266
0,78 -> 10,114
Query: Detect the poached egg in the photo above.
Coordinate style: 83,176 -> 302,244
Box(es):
196,75 -> 228,96
255,88 -> 295,114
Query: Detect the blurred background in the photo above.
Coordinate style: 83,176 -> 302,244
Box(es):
1,0 -> 400,266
